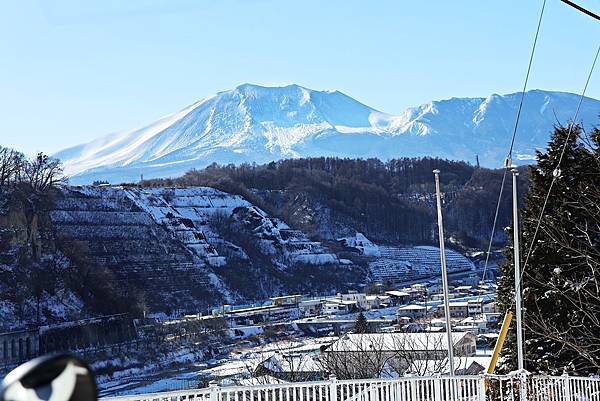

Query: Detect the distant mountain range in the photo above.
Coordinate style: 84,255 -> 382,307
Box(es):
55,84 -> 600,184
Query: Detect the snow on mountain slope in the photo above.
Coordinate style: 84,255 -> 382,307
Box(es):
48,185 -> 345,307
123,186 -> 339,268
55,84 -> 600,184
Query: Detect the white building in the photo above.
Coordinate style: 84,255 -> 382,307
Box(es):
397,304 -> 428,320
365,295 -> 391,309
385,291 -> 410,305
270,295 -> 303,307
298,299 -> 322,317
483,301 -> 497,313
322,300 -> 358,315
339,291 -> 367,309
324,332 -> 477,359
455,316 -> 488,335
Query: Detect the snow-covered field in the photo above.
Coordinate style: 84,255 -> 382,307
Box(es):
369,246 -> 475,284
97,336 -> 338,397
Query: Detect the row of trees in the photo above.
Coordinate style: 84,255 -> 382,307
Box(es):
0,146 -> 66,262
318,333 -> 471,379
498,124 -> 600,375
0,146 -> 65,191
140,157 -> 519,246
244,331 -> 472,383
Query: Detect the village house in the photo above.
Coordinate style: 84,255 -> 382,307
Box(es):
454,285 -> 475,295
339,291 -> 368,309
298,299 -> 322,317
254,353 -> 323,382
397,304 -> 428,320
405,284 -> 428,301
365,295 -> 391,309
436,301 -> 469,318
426,318 -> 447,332
323,332 -> 477,368
467,299 -> 483,316
430,293 -> 461,302
454,316 -> 488,335
483,301 -> 497,313
385,290 -> 410,305
322,299 -> 358,315
270,295 -> 303,307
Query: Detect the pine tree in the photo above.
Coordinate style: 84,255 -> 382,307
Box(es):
355,311 -> 369,334
497,124 -> 600,374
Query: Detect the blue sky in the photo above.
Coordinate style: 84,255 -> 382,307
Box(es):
1,0 -> 599,155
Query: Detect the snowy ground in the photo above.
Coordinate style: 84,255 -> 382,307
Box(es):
97,336 -> 338,397
98,367 -> 205,397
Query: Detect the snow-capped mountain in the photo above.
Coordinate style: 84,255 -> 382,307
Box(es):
55,84 -> 600,184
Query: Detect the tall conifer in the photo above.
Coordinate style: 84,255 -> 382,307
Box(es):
498,124 -> 600,374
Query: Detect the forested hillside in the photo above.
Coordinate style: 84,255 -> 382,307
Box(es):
141,157 -> 528,249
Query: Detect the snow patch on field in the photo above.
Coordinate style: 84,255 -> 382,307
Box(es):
338,232 -> 380,257
369,245 -> 475,283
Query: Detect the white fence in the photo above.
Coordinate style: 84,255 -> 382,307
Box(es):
102,374 -> 600,401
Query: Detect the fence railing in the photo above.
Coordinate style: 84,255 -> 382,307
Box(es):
101,373 -> 600,401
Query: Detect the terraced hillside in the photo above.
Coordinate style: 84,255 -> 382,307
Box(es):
50,187 -> 220,313
49,186 -> 357,314
368,246 -> 475,284
126,187 -> 339,268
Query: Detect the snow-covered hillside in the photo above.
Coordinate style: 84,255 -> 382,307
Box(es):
55,84 -> 600,184
49,185 -> 345,309
337,232 -> 474,284
369,245 -> 475,284
123,187 -> 339,267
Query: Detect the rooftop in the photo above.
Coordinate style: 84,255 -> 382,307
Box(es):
325,332 -> 474,353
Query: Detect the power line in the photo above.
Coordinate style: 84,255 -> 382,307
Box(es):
520,43 -> 600,278
480,170 -> 507,282
480,0 -> 547,284
509,44 -> 599,368
507,0 -> 547,158
559,0 -> 600,21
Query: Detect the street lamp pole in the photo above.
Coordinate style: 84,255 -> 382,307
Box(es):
512,168 -> 525,371
433,169 -> 455,376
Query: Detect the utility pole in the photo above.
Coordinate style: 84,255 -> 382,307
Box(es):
512,168 -> 525,371
433,169 -> 455,376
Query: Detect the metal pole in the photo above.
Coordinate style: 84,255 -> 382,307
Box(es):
512,168 -> 525,371
433,169 -> 455,376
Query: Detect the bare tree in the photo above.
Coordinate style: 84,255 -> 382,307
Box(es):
388,333 -> 469,376
0,146 -> 25,188
23,152 -> 65,191
232,336 -> 322,385
319,333 -> 470,379
318,334 -> 395,379
0,148 -> 65,192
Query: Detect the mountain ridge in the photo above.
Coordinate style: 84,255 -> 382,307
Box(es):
55,84 -> 600,184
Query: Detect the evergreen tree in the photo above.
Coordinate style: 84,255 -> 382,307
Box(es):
354,311 -> 369,334
498,124 -> 600,374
